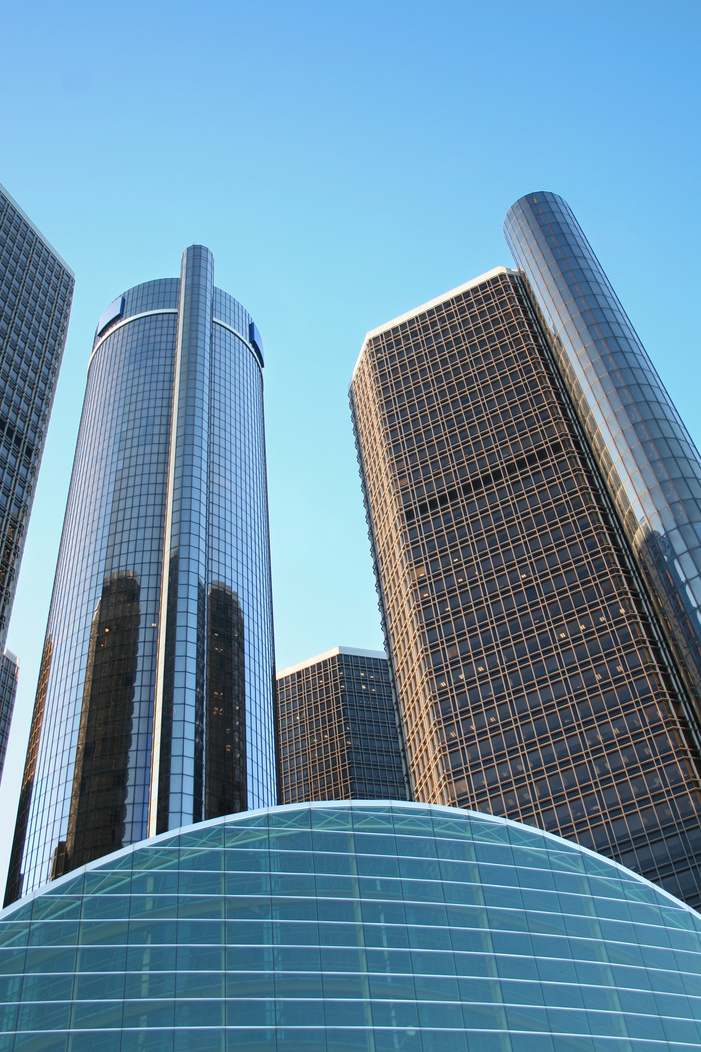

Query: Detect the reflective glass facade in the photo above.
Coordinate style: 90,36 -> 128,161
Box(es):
6,248 -> 276,904
0,801 -> 701,1051
505,193 -> 701,721
350,267 -> 701,908
277,647 -> 409,803
0,647 -> 18,778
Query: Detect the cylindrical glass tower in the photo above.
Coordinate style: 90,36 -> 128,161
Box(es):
5,247 -> 277,904
505,192 -> 701,717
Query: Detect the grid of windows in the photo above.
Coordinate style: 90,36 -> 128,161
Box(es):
0,648 -> 18,776
6,250 -> 276,904
0,187 -> 74,650
0,802 -> 700,1051
0,184 -> 73,771
350,268 -> 701,909
505,192 -> 701,719
277,648 -> 409,803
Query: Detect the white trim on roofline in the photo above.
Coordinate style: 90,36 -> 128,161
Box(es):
277,645 -> 387,679
351,265 -> 519,382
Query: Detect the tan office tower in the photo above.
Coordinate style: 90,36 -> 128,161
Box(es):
350,264 -> 701,907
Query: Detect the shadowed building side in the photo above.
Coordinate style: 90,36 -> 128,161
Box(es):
277,647 -> 409,804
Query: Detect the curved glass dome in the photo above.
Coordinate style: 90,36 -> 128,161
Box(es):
1,801 -> 700,1051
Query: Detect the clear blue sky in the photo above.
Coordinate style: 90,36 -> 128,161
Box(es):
0,0 -> 699,885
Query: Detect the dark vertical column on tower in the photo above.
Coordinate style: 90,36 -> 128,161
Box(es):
152,246 -> 213,835
505,192 -> 701,718
205,584 -> 245,818
59,572 -> 141,873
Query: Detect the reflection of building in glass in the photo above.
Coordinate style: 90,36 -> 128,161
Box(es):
277,647 -> 409,803
505,193 -> 701,720
54,571 -> 142,877
351,224 -> 701,907
206,583 -> 246,819
5,639 -> 52,904
0,648 -> 18,777
0,185 -> 74,775
1,801 -> 701,1049
5,247 -> 276,904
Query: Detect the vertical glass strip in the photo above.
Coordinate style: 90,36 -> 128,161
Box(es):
151,246 -> 213,834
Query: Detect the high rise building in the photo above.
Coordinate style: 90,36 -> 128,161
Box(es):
350,198 -> 701,908
277,646 -> 409,803
5,246 -> 276,904
2,801 -> 701,1051
0,185 -> 74,775
0,649 -> 18,776
504,192 -> 701,718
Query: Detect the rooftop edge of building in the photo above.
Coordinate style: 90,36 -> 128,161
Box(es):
0,182 -> 75,278
2,799 -> 699,921
351,265 -> 519,382
277,646 -> 387,679
503,189 -> 570,227
89,272 -> 263,370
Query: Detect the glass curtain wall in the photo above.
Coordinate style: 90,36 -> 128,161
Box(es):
6,249 -> 276,904
505,192 -> 701,719
1,802 -> 701,1051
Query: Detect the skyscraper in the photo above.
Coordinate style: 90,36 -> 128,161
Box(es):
0,185 -> 74,776
5,246 -> 276,903
350,199 -> 701,908
0,649 -> 18,776
277,646 -> 409,803
504,192 -> 701,718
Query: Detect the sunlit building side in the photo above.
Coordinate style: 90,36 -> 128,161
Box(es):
351,241 -> 701,907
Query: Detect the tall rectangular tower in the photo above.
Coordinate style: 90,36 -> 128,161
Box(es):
0,649 -> 18,776
277,646 -> 409,803
505,192 -> 701,719
350,259 -> 701,907
6,247 -> 276,903
0,185 -> 74,777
